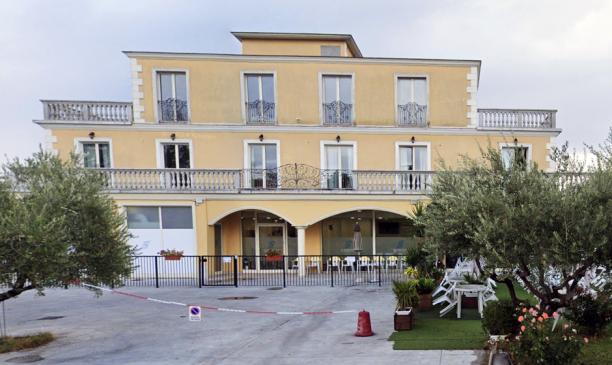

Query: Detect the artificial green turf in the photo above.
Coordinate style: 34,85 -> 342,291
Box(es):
390,283 -> 537,350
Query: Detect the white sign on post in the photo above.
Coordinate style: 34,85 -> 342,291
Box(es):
189,305 -> 202,321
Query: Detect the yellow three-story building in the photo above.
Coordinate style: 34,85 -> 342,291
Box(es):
36,32 -> 560,269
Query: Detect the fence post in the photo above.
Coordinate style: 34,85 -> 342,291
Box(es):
377,256 -> 382,287
198,256 -> 202,288
282,256 -> 286,288
233,256 -> 238,288
154,256 -> 159,288
331,257 -> 334,288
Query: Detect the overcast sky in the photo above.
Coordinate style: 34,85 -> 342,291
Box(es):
1,0 -> 610,162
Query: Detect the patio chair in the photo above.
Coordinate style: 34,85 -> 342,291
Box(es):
369,256 -> 383,271
327,256 -> 342,272
386,256 -> 399,271
358,256 -> 371,271
433,283 -> 457,306
342,256 -> 355,271
439,298 -> 458,317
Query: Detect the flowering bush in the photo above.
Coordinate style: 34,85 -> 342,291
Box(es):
509,305 -> 583,365
158,249 -> 184,257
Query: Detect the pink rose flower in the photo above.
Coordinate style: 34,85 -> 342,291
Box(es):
520,325 -> 526,332
553,312 -> 559,319
542,313 -> 549,319
518,316 -> 524,322
538,316 -> 544,322
584,337 -> 589,343
522,307 -> 527,313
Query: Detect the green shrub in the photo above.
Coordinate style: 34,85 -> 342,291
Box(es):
565,292 -> 612,336
481,299 -> 518,335
416,278 -> 436,295
0,332 -> 54,353
392,280 -> 419,310
509,306 -> 582,365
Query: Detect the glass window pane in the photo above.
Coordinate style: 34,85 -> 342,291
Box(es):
177,144 -> 190,168
397,78 -> 410,105
158,73 -> 173,101
261,75 -> 274,103
413,78 -> 427,105
82,143 -> 96,168
127,207 -> 160,229
174,73 -> 187,101
340,146 -> 353,170
264,144 -> 277,169
323,76 -> 336,103
250,144 -> 263,170
339,76 -> 352,103
501,147 -> 513,169
163,144 -> 176,168
414,146 -> 427,170
246,75 -> 259,102
400,147 -> 413,170
98,143 -> 110,168
321,45 -> 341,56
161,207 -> 193,229
325,146 -> 339,169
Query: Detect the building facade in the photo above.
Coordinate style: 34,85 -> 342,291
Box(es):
36,32 -> 561,270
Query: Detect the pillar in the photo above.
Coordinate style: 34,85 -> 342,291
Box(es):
296,226 -> 306,277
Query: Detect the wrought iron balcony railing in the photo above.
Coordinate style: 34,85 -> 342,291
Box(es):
42,100 -> 133,123
323,101 -> 353,126
397,102 -> 427,127
478,108 -> 557,129
158,98 -> 189,123
99,165 -> 435,194
245,100 -> 276,125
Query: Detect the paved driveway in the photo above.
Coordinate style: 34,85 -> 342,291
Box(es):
0,286 -> 484,364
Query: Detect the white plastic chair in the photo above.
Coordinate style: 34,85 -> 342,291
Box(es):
308,257 -> 321,273
433,283 -> 457,306
439,299 -> 458,317
327,256 -> 342,272
342,256 -> 355,271
386,256 -> 399,272
358,256 -> 371,271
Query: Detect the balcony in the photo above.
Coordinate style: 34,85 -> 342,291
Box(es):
245,100 -> 276,125
322,101 -> 353,126
478,109 -> 557,129
397,102 -> 427,127
99,166 -> 435,194
42,100 -> 132,124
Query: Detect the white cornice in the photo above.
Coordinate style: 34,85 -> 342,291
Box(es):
34,120 -> 562,137
109,192 -> 428,202
123,51 -> 481,68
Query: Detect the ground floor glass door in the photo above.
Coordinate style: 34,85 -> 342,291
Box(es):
256,223 -> 286,270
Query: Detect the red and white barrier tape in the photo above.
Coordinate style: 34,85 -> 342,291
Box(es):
82,284 -> 357,316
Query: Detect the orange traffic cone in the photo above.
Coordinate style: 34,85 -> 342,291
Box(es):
355,310 -> 374,337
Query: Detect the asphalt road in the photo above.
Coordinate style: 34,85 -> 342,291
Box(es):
0,286 -> 484,364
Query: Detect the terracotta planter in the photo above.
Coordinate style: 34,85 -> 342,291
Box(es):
265,255 -> 283,262
163,255 -> 182,261
418,293 -> 432,311
394,309 -> 414,331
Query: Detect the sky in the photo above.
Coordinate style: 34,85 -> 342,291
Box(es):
1,0 -> 611,163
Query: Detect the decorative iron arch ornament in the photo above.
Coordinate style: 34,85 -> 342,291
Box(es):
276,163 -> 323,189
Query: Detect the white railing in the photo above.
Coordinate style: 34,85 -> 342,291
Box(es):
42,100 -> 132,123
478,108 -> 556,129
101,169 -> 242,192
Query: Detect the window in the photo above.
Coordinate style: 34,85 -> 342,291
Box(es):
80,142 -> 111,168
321,45 -> 341,56
126,206 -> 192,230
157,71 -> 188,122
323,144 -> 354,189
501,146 -> 529,170
397,77 -> 427,126
244,74 -> 275,124
247,143 -> 278,188
322,75 -> 353,125
398,145 -> 429,190
161,143 -> 191,169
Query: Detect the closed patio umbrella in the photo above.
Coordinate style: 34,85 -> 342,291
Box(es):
352,222 -> 362,253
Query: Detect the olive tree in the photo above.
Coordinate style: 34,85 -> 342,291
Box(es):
418,131 -> 611,309
0,151 -> 134,302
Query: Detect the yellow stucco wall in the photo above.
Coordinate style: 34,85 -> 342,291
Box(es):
240,39 -> 353,57
51,128 -> 552,170
133,57 -> 471,127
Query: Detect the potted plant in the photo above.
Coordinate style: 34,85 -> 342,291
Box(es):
392,280 -> 419,331
159,249 -> 184,260
416,278 -> 436,311
481,299 -> 518,340
264,249 -> 283,262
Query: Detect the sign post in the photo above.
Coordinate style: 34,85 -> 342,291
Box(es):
189,306 -> 202,322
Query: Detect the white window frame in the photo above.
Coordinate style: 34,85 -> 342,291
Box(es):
320,140 -> 357,189
73,137 -> 114,168
499,143 -> 532,169
318,72 -> 355,124
394,74 -> 429,125
243,139 -> 281,188
240,71 -> 278,123
152,68 -> 191,123
394,141 -> 432,171
155,139 -> 194,169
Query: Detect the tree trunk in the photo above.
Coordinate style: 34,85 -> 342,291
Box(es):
0,283 -> 35,302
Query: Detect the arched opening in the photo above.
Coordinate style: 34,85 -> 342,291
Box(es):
320,209 -> 417,255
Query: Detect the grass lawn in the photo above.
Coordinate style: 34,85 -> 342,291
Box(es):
0,332 -> 54,353
390,283 -> 535,350
580,334 -> 612,365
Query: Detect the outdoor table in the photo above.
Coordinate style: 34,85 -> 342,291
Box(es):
454,284 -> 487,319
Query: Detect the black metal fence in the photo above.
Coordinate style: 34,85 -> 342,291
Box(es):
123,255 -> 410,288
